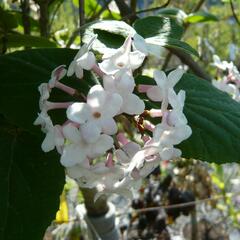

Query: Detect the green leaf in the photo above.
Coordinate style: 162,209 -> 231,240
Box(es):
135,73 -> 240,164
145,36 -> 199,57
0,48 -> 95,135
83,20 -> 135,53
2,33 -> 57,48
0,117 -> 65,240
185,11 -> 219,23
157,7 -> 187,23
0,7 -> 18,32
133,16 -> 198,57
133,16 -> 184,40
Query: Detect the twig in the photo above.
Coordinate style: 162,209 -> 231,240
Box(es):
79,0 -> 85,42
49,0 -> 63,33
168,48 -> 212,81
122,0 -> 171,21
230,0 -> 240,26
162,0 -> 205,70
38,0 -> 50,38
131,191 -> 240,214
20,0 -> 31,35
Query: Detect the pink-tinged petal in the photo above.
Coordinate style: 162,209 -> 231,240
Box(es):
117,133 -> 129,146
105,153 -> 114,168
62,124 -> 82,143
122,94 -> 145,115
67,102 -> 91,124
167,68 -> 185,87
60,144 -> 87,167
77,51 -> 96,70
100,117 -> 118,135
122,142 -> 141,159
87,85 -> 106,110
138,84 -> 153,93
90,134 -> 113,157
153,70 -> 167,88
80,121 -> 101,143
131,167 -> 140,179
147,86 -> 163,102
149,108 -> 162,117
103,93 -> 122,117
129,51 -> 145,70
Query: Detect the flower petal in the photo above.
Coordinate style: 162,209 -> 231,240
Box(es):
87,85 -> 106,110
62,124 -> 82,143
122,93 -> 145,115
153,70 -> 167,88
80,121 -> 101,143
167,68 -> 185,87
60,144 -> 87,167
77,51 -> 96,70
89,134 -> 113,158
100,117 -> 118,135
129,51 -> 145,70
67,102 -> 91,124
41,131 -> 55,152
147,86 -> 163,102
102,92 -> 122,117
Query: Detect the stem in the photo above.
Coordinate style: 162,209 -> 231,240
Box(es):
230,0 -> 240,27
191,208 -> 198,240
79,0 -> 85,42
80,188 -> 109,217
20,0 -> 31,35
39,0 -> 49,38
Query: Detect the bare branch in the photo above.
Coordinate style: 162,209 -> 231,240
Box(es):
230,0 -> 240,26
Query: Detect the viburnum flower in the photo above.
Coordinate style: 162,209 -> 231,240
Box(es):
48,65 -> 67,88
67,35 -> 97,78
67,84 -> 122,143
212,79 -> 238,97
103,70 -> 145,115
99,35 -> 145,75
34,112 -> 64,153
167,89 -> 187,127
60,124 -> 113,167
146,69 -> 185,110
212,55 -> 232,71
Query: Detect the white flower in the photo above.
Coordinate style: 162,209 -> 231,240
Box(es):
48,65 -> 67,88
60,124 -> 113,167
41,124 -> 64,154
67,35 -> 97,78
67,84 -> 122,143
212,79 -> 237,96
103,70 -> 145,115
34,111 -> 64,153
99,35 -> 145,75
167,89 -> 188,127
212,55 -> 232,71
147,69 -> 185,110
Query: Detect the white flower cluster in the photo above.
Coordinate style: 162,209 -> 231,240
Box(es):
212,55 -> 240,102
34,35 -> 192,199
